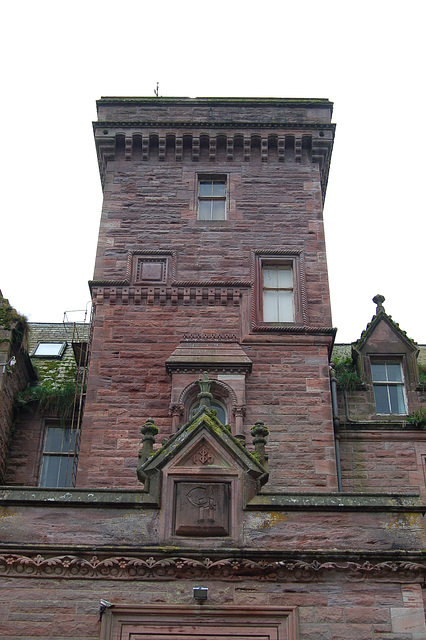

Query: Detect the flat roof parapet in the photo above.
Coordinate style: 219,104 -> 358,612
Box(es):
96,96 -> 334,126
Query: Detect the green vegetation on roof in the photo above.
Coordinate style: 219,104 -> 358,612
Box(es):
0,295 -> 29,349
332,356 -> 362,391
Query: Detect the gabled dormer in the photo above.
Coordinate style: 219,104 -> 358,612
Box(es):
137,406 -> 268,545
352,295 -> 420,417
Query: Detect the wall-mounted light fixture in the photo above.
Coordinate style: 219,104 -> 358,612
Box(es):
193,586 -> 208,601
99,599 -> 113,621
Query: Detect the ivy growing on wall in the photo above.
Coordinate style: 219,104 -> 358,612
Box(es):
332,357 -> 362,391
14,381 -> 79,425
14,351 -> 80,425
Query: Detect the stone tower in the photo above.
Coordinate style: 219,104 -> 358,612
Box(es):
78,97 -> 338,494
1,98 -> 426,640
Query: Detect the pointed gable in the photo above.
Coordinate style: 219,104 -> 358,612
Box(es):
137,408 -> 268,543
138,408 -> 268,504
353,294 -> 419,360
351,296 -> 421,410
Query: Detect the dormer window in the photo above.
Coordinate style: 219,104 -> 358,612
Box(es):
371,361 -> 407,415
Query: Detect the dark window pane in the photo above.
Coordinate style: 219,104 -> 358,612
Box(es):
212,181 -> 225,197
45,427 -> 64,453
61,428 -> 78,453
387,363 -> 403,382
40,455 -> 61,487
389,385 -> 406,414
212,200 -> 225,219
371,364 -> 387,382
210,401 -> 227,425
58,457 -> 73,487
373,385 -> 390,413
70,429 -> 78,451
199,181 -> 212,196
198,200 -> 212,219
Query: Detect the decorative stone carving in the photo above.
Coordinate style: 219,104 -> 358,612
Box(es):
192,444 -> 214,465
137,418 -> 159,474
233,404 -> 246,434
2,552 -> 426,582
174,482 -> 229,536
196,371 -> 213,409
251,420 -> 269,466
373,293 -> 386,314
169,403 -> 184,429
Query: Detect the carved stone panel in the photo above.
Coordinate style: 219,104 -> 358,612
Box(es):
174,482 -> 230,536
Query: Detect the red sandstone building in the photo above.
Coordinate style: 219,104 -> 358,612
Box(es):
1,97 -> 426,639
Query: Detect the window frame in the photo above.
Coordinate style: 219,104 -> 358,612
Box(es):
197,174 -> 228,221
370,359 -> 408,416
39,423 -> 80,488
32,342 -> 67,358
252,250 -> 306,328
262,263 -> 294,323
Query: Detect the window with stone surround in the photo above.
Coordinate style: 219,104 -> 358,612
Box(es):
371,361 -> 407,415
253,251 -> 305,327
262,264 -> 294,322
198,176 -> 227,220
39,424 -> 79,487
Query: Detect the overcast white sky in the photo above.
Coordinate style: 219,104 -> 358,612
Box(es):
1,1 -> 424,343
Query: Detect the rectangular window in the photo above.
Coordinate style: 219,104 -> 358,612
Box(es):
371,362 -> 407,414
33,342 -> 66,358
262,264 -> 294,322
39,425 -> 79,487
198,179 -> 226,220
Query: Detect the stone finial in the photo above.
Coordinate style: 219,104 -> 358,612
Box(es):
138,418 -> 159,467
196,371 -> 213,409
250,420 -> 269,466
373,294 -> 385,315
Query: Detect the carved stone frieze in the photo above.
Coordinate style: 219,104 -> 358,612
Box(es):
1,552 -> 426,582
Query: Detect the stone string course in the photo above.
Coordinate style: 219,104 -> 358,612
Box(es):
1,552 -> 426,583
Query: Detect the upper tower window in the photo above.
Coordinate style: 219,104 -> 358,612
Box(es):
371,361 -> 407,415
262,264 -> 294,323
198,178 -> 226,220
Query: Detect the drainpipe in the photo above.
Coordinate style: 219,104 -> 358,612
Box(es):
330,367 -> 342,492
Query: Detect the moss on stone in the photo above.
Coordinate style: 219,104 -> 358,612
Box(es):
0,294 -> 29,348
